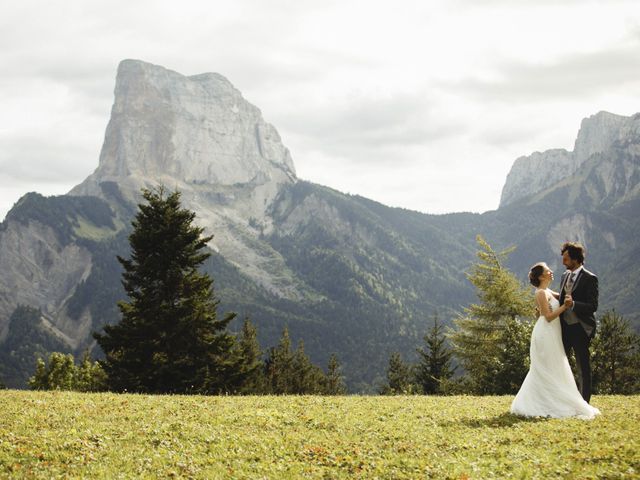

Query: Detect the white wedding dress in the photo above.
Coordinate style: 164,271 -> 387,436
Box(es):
511,290 -> 600,419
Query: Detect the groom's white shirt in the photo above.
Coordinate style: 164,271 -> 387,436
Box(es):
571,265 -> 584,276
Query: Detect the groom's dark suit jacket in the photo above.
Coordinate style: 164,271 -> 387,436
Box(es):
559,268 -> 598,338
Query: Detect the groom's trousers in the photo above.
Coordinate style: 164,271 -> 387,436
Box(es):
562,321 -> 592,403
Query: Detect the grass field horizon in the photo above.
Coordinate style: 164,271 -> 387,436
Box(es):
1,391 -> 638,479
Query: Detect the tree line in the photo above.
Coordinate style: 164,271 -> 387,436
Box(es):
8,189 -> 639,395
28,322 -> 346,395
25,187 -> 345,395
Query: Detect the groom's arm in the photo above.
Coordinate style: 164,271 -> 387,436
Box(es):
572,275 -> 598,317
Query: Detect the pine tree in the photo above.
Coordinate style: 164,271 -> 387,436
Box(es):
94,187 -> 240,394
415,313 -> 455,394
592,310 -> 640,394
264,328 -> 327,394
46,353 -> 77,390
449,235 -> 535,394
29,358 -> 48,390
29,351 -> 108,392
29,352 -> 77,391
235,318 -> 266,394
381,352 -> 413,394
291,340 -> 326,394
325,353 -> 347,395
495,316 -> 533,394
76,351 -> 108,392
265,328 -> 296,394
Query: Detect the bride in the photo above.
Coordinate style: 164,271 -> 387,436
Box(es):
510,262 -> 600,419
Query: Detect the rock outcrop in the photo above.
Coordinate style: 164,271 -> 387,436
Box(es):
73,59 -> 295,203
71,59 -> 301,297
500,111 -> 632,207
0,217 -> 92,345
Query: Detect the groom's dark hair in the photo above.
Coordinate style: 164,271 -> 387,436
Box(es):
561,242 -> 585,264
529,263 -> 545,287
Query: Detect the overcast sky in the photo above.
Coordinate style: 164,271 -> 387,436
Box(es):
1,0 -> 640,220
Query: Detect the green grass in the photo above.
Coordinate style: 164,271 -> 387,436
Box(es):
0,392 -> 638,479
72,216 -> 123,241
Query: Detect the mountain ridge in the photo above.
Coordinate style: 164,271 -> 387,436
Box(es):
500,110 -> 636,207
1,60 -> 638,390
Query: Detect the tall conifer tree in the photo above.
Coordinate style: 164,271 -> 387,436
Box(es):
592,310 -> 640,394
264,328 -> 327,394
76,351 -> 108,392
291,340 -> 326,394
381,352 -> 413,394
325,353 -> 347,394
265,327 -> 295,394
415,313 -> 455,394
449,235 -> 534,394
95,187 -> 240,394
235,318 -> 267,394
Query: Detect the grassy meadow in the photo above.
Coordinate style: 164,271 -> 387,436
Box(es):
0,391 -> 638,479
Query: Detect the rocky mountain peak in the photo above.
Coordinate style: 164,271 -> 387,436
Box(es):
573,111 -> 628,162
499,111 -> 635,207
71,59 -> 296,205
68,59 -> 302,299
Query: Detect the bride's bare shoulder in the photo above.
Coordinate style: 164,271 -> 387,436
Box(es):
534,288 -> 550,301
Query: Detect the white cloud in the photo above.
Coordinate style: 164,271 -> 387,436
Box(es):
1,0 -> 639,221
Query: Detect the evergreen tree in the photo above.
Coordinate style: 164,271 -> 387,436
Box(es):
415,313 -> 455,394
45,353 -> 76,391
265,328 -> 296,394
381,352 -> 413,394
264,328 -> 327,394
449,236 -> 535,394
29,357 -> 48,390
76,351 -> 108,392
592,310 -> 640,394
29,351 -> 108,392
291,340 -> 326,394
29,353 -> 76,391
325,353 -> 347,395
235,318 -> 267,394
495,316 -> 533,394
94,187 -> 240,394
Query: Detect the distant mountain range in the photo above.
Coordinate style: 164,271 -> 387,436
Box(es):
1,60 -> 638,390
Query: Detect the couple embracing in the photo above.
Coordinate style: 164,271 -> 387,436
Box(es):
511,242 -> 600,420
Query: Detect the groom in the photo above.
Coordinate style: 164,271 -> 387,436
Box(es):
558,242 -> 598,403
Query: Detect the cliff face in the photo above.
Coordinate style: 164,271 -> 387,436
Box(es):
72,59 -> 295,202
71,60 -> 304,298
0,207 -> 93,345
499,111 -> 633,207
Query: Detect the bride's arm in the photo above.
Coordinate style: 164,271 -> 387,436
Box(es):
535,289 -> 567,322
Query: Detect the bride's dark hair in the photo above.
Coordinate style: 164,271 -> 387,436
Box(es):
529,263 -> 545,287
